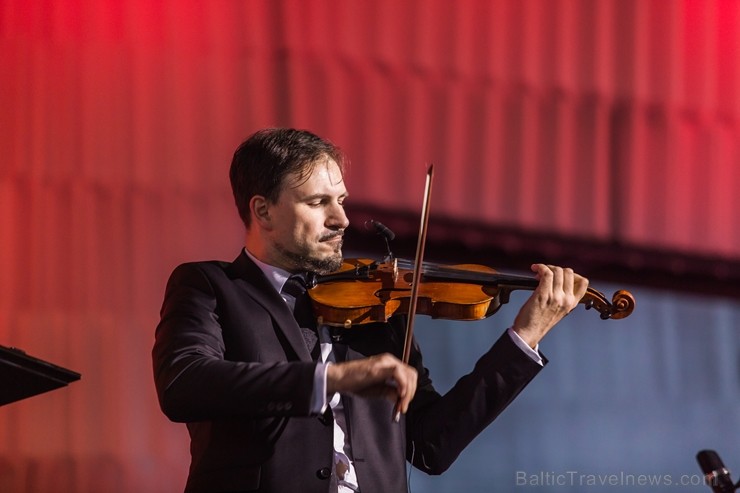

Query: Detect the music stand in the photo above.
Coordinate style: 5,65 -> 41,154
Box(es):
0,345 -> 81,406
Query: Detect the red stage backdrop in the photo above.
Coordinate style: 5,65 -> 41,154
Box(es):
0,1 -> 738,491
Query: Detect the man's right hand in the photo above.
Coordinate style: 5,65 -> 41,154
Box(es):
326,353 -> 418,416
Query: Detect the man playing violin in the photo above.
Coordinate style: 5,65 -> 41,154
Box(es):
152,128 -> 589,493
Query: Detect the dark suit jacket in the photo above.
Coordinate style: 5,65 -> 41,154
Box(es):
152,251 -> 544,493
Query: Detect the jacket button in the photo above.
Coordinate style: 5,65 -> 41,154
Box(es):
318,407 -> 333,426
316,467 -> 331,479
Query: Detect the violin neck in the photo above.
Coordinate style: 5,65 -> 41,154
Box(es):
421,268 -> 539,290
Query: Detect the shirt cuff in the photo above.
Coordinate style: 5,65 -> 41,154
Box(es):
507,327 -> 544,366
310,362 -> 330,414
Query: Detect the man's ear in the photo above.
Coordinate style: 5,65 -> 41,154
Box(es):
249,195 -> 273,230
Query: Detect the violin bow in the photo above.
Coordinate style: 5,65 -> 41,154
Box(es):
395,164 -> 434,421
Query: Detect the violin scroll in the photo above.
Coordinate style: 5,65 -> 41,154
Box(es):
583,288 -> 636,320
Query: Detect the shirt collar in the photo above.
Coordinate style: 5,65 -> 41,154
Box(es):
243,248 -> 291,294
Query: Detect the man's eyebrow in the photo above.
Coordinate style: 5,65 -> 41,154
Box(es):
301,192 -> 349,201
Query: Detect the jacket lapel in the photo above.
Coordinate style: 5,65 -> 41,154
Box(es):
227,250 -> 313,361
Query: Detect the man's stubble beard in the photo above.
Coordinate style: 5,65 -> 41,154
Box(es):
274,240 -> 344,275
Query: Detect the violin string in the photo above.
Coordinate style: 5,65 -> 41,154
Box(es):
397,259 -> 498,284
395,258 -> 537,286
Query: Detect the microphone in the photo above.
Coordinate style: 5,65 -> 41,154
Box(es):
364,220 -> 395,261
697,450 -> 738,493
365,220 -> 395,241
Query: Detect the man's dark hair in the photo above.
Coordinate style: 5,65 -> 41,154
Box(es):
230,128 -> 346,227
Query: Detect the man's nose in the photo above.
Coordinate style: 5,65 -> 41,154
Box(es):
327,203 -> 349,229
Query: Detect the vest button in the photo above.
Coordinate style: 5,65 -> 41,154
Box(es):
316,467 -> 331,479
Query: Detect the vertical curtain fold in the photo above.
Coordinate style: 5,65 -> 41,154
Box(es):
1,1 -> 738,491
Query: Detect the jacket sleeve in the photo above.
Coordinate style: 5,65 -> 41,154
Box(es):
152,262 -> 318,422
405,329 -> 544,474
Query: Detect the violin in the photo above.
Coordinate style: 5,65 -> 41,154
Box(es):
306,257 -> 636,328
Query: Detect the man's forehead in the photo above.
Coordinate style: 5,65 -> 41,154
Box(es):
284,156 -> 344,189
